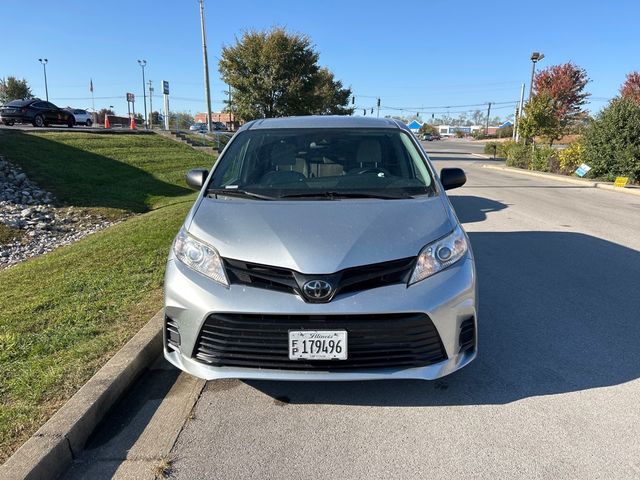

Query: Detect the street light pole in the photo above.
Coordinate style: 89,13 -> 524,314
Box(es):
148,80 -> 154,129
38,59 -> 49,101
528,52 -> 545,100
138,60 -> 147,128
199,0 -> 213,132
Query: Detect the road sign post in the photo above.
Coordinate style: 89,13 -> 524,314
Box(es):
162,81 -> 170,130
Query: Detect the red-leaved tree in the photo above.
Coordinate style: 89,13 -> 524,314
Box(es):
533,62 -> 590,132
620,72 -> 640,104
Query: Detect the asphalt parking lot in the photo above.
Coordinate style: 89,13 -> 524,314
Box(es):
65,139 -> 640,480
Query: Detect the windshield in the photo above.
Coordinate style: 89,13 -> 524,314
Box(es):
208,128 -> 435,199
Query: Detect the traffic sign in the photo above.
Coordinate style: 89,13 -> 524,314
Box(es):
575,163 -> 591,177
614,177 -> 629,188
163,81 -> 169,95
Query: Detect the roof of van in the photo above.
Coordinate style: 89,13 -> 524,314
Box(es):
239,115 -> 408,131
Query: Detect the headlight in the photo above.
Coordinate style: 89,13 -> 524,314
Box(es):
173,228 -> 229,287
409,225 -> 468,285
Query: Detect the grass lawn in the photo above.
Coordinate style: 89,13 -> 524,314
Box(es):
0,130 -> 215,461
0,130 -> 212,214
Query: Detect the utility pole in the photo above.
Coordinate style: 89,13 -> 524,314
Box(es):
38,59 -> 49,101
485,102 -> 492,132
515,82 -> 525,142
148,80 -> 154,129
138,60 -> 147,128
199,0 -> 213,132
228,83 -> 233,130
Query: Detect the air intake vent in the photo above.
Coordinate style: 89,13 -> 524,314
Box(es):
458,317 -> 475,353
165,317 -> 181,351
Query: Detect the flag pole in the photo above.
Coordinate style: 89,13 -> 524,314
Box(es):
90,79 -> 96,126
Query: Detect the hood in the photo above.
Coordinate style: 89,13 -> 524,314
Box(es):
188,196 -> 453,273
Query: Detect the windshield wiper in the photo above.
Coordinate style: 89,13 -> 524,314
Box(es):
206,188 -> 276,200
278,191 -> 412,200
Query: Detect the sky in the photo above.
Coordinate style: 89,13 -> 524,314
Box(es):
1,0 -> 639,121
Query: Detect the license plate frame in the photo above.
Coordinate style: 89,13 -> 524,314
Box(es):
288,330 -> 348,361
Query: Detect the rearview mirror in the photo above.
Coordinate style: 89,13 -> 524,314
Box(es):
440,168 -> 466,191
186,168 -> 209,191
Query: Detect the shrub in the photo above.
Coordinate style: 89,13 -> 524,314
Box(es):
454,130 -> 465,138
505,142 -> 531,169
474,130 -> 487,140
557,141 -> 584,175
582,98 -> 640,182
484,141 -> 498,155
529,146 -> 556,172
497,140 -> 515,158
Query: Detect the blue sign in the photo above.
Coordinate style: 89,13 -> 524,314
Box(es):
575,163 -> 592,177
162,80 -> 170,95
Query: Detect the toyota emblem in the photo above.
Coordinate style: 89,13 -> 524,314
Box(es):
302,279 -> 334,301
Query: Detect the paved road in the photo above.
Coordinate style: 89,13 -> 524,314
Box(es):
66,139 -> 640,479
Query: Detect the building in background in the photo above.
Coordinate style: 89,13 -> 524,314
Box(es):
406,120 -> 423,133
194,112 -> 238,130
436,125 -> 483,137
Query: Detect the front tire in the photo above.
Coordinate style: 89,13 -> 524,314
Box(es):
34,115 -> 44,127
67,118 -> 75,128
85,119 -> 92,127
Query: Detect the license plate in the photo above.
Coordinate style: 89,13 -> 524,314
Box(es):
288,330 -> 347,360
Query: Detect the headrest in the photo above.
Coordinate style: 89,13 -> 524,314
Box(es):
356,139 -> 382,165
270,143 -> 297,166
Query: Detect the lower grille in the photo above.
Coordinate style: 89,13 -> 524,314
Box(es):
458,317 -> 475,353
193,313 -> 447,370
165,317 -> 181,351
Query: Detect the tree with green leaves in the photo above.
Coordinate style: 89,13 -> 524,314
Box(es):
518,93 -> 561,145
419,123 -> 437,135
219,28 -> 353,121
0,76 -> 33,104
583,97 -> 640,182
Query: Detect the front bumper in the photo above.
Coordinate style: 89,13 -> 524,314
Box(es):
164,256 -> 477,381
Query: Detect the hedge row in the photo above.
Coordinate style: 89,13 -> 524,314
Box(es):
483,98 -> 640,183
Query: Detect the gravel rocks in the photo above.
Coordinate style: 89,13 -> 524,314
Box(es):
0,156 -> 118,269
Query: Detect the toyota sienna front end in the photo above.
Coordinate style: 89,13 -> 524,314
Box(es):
164,116 -> 477,381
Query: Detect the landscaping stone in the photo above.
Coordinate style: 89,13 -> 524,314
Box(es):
0,155 -> 119,269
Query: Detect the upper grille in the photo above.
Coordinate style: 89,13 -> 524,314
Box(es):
193,312 -> 447,370
223,256 -> 415,302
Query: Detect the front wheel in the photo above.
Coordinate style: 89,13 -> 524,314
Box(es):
67,118 -> 75,128
2,120 -> 14,126
33,115 -> 45,127
85,119 -> 92,127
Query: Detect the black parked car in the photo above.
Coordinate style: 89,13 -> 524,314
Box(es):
0,99 -> 75,127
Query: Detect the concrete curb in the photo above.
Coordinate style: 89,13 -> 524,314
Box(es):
1,309 -> 164,480
482,164 -> 640,196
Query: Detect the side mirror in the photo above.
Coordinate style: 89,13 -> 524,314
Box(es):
440,168 -> 466,191
186,168 -> 209,191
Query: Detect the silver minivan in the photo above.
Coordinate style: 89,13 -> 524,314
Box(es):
164,116 -> 477,381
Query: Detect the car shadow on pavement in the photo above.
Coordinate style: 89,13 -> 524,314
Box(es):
248,229 -> 640,406
448,195 -> 508,223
